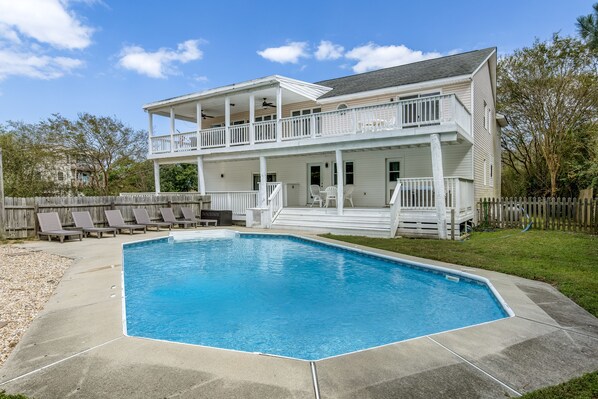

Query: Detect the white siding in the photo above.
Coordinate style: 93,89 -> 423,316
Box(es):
472,57 -> 500,201
204,144 -> 472,207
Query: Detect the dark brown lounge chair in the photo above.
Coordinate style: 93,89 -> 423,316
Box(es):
160,208 -> 196,228
72,211 -> 117,238
37,212 -> 83,243
104,210 -> 147,234
133,208 -> 172,231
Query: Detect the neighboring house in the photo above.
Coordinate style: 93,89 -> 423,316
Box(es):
143,48 -> 505,238
44,153 -> 94,194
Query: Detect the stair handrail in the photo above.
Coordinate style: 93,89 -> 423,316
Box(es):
267,182 -> 284,227
389,182 -> 402,237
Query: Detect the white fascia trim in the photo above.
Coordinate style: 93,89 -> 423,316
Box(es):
317,75 -> 472,104
143,76 -> 279,110
144,75 -> 332,111
470,49 -> 496,77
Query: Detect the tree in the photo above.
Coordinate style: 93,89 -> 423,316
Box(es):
0,122 -> 65,197
498,35 -> 598,197
159,164 -> 198,192
577,3 -> 598,51
48,113 -> 148,195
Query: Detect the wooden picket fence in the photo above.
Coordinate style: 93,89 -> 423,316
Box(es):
1,193 -> 211,239
478,197 -> 598,233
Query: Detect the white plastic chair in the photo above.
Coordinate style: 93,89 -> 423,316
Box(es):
309,184 -> 323,207
343,185 -> 355,207
324,186 -> 337,208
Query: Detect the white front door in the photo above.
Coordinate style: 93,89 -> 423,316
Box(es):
307,163 -> 324,205
386,158 -> 402,204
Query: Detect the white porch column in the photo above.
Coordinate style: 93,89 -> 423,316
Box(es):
225,96 -> 231,147
147,112 -> 153,153
276,85 -> 282,142
249,94 -> 255,146
430,133 -> 447,239
197,156 -> 206,195
169,107 -> 175,152
153,160 -> 161,194
259,156 -> 267,207
196,102 -> 202,149
336,149 -> 344,215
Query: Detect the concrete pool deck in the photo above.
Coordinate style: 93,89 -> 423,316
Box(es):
0,228 -> 597,398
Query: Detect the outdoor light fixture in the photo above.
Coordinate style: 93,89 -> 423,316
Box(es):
220,173 -> 224,178
325,162 -> 329,168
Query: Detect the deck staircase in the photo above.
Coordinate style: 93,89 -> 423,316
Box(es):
271,207 -> 391,237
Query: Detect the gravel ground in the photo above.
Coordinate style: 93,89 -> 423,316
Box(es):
0,245 -> 72,367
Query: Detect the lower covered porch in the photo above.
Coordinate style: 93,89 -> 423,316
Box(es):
153,141 -> 475,238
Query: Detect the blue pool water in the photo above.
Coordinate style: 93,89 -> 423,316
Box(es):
123,234 -> 508,360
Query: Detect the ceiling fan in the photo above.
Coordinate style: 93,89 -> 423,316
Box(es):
262,98 -> 276,108
201,112 -> 214,119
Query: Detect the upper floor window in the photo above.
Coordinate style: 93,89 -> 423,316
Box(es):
336,103 -> 348,110
483,101 -> 491,132
489,157 -> 494,187
57,171 -> 64,181
291,107 -> 321,117
255,114 -> 276,122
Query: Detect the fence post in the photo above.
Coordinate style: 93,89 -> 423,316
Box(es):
451,209 -> 455,240
0,148 -> 5,239
33,203 -> 39,238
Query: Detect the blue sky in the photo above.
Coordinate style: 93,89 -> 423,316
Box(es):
0,0 -> 592,132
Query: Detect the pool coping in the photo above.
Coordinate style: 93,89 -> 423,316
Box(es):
1,227 -> 597,399
119,230 -> 515,363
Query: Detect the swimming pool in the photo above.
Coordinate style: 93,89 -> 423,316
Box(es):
122,233 -> 512,360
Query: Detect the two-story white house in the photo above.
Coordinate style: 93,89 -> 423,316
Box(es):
143,47 -> 504,238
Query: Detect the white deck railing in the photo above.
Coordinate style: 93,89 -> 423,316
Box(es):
389,182 -> 402,238
397,177 -> 474,214
149,94 -> 471,155
267,183 -> 283,223
207,191 -> 258,219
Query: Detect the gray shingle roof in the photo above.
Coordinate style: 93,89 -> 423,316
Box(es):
315,48 -> 495,99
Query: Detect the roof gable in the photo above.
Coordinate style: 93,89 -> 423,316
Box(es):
315,48 -> 495,99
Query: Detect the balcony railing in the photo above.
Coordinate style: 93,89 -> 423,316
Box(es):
150,94 -> 471,154
397,177 -> 474,215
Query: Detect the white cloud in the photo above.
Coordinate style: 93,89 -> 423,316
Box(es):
0,0 -> 93,50
315,40 -> 344,60
345,43 -> 442,73
0,49 -> 84,80
118,40 -> 204,78
257,42 -> 308,64
0,0 -> 93,81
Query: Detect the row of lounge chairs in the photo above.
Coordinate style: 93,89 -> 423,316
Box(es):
37,207 -> 217,243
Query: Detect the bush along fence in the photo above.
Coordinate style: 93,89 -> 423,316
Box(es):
1,193 -> 211,239
478,197 -> 598,233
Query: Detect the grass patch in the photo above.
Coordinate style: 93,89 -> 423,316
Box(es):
321,229 -> 598,317
520,371 -> 598,398
0,391 -> 29,399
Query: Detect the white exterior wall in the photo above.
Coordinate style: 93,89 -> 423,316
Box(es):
204,144 -> 472,207
472,59 -> 500,201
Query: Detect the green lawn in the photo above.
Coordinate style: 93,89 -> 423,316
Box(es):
322,229 -> 598,318
520,371 -> 598,398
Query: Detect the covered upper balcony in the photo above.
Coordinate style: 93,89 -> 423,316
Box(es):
144,76 -> 472,158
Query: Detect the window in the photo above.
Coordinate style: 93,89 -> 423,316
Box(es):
483,101 -> 490,130
252,173 -> 277,190
232,120 -> 246,125
336,103 -> 348,110
388,161 -> 400,181
290,107 -> 322,117
333,161 -> 354,185
211,123 -> 224,128
57,171 -> 64,181
399,92 -> 440,126
255,114 -> 276,122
